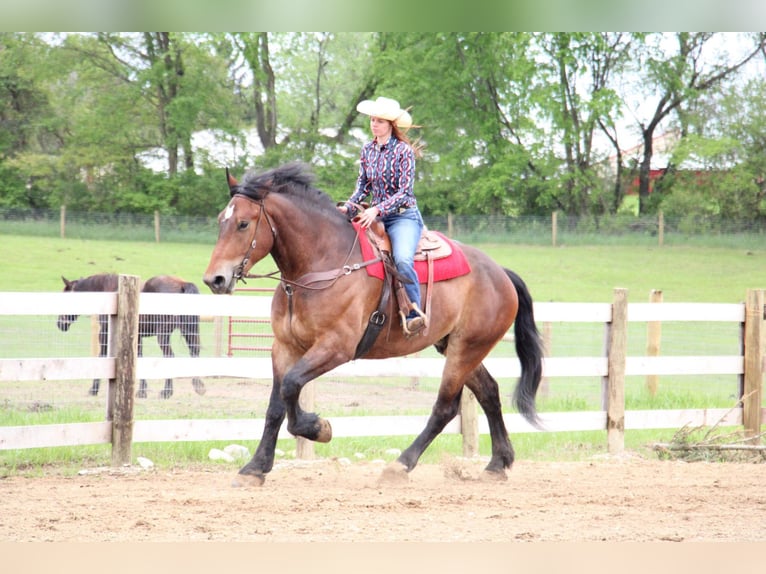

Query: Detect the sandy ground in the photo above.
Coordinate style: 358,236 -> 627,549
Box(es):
2,454 -> 765,543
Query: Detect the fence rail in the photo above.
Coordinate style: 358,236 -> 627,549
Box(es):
0,277 -> 763,465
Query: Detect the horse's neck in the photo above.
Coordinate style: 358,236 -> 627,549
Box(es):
270,205 -> 357,278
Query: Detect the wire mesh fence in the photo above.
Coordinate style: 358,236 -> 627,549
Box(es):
0,309 -> 744,420
2,206 -> 765,248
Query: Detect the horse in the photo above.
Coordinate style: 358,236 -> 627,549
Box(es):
203,161 -> 544,486
56,273 -> 206,399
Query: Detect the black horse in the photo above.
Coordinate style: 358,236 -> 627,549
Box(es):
57,273 -> 205,399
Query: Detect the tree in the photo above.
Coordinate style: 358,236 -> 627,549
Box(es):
629,32 -> 766,214
365,32 -> 544,216
531,33 -> 636,215
0,33 -> 58,208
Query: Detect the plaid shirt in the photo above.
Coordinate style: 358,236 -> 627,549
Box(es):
347,136 -> 417,217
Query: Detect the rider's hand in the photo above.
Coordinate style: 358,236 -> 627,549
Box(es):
357,206 -> 380,228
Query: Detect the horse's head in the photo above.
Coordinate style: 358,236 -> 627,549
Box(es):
57,276 -> 80,331
203,171 -> 277,294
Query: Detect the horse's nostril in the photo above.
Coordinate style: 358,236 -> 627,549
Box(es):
204,274 -> 227,293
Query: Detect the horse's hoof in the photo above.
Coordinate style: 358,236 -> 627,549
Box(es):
232,472 -> 265,488
378,461 -> 409,485
480,469 -> 508,482
192,378 -> 206,395
136,390 -> 147,399
315,418 -> 332,443
159,390 -> 172,399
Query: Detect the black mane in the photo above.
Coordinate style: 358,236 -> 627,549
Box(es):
234,162 -> 338,216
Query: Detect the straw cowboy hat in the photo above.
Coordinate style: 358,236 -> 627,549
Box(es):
356,96 -> 413,128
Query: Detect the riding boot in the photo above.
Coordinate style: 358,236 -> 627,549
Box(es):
401,303 -> 427,336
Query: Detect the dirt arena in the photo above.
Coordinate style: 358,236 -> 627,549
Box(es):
2,453 -> 765,543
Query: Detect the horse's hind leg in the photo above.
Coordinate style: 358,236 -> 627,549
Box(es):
182,317 -> 206,395
89,316 -> 109,396
161,378 -> 173,399
389,344 -> 500,480
465,364 -> 515,479
157,332 -> 174,399
393,382 -> 464,473
191,377 -> 206,395
136,337 -> 148,399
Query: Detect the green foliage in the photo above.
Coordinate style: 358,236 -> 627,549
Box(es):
1,32 -> 765,224
0,163 -> 28,208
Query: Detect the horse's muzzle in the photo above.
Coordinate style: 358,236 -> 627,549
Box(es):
203,273 -> 235,295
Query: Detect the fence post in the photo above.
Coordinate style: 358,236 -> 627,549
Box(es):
551,211 -> 558,247
154,210 -> 161,243
60,205 -> 66,239
606,288 -> 628,454
460,388 -> 479,457
742,289 -> 764,443
109,274 -> 140,466
658,210 -> 664,247
645,289 -> 663,396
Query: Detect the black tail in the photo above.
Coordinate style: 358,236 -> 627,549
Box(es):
505,268 -> 544,428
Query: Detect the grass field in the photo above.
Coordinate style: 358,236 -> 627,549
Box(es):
2,234 -> 765,302
1,232 -> 764,475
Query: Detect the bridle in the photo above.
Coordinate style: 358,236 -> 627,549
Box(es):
232,195 -> 276,283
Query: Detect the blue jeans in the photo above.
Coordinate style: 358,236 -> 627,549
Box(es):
381,207 -> 424,316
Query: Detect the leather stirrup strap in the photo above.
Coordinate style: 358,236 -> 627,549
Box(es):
353,274 -> 392,360
423,251 -> 435,326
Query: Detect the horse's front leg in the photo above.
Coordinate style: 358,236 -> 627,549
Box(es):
235,373 -> 287,487
280,344 -> 349,443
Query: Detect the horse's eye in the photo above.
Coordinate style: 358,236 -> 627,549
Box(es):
238,220 -> 249,231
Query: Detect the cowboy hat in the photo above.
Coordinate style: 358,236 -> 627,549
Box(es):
356,96 -> 413,128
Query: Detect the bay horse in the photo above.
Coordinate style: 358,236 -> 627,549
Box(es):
203,161 -> 544,486
56,273 -> 206,399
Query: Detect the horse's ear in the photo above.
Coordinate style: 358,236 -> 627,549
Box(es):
61,276 -> 70,286
226,167 -> 238,189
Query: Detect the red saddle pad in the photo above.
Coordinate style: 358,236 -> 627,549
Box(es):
353,223 -> 472,282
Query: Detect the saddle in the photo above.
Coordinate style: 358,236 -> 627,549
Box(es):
364,220 -> 451,334
365,220 -> 453,262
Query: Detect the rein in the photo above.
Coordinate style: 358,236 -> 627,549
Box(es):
234,196 -> 381,291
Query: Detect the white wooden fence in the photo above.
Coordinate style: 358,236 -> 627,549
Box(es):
0,276 -> 763,465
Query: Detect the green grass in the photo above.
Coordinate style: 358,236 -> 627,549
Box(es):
2,234 -> 764,301
1,232 -> 764,476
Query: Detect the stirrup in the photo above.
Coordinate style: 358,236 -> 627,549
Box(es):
400,304 -> 427,336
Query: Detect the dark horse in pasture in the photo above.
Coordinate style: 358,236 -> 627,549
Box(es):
57,273 -> 205,399
203,162 -> 544,486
